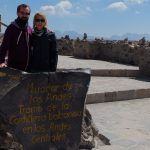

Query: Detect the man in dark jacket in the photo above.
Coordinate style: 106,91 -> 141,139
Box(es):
0,4 -> 32,71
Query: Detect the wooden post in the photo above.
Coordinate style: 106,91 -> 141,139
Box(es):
0,15 -> 8,32
0,14 -> 1,32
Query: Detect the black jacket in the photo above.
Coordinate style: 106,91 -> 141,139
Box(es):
0,19 -> 32,71
30,28 -> 58,72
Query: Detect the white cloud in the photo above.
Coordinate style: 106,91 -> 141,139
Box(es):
135,10 -> 140,14
85,0 -> 100,2
40,0 -> 72,16
125,0 -> 145,4
86,6 -> 92,12
108,2 -> 128,11
40,0 -> 93,16
107,0 -> 147,12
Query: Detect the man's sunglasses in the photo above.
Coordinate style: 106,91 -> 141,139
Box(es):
35,19 -> 45,23
20,11 -> 30,16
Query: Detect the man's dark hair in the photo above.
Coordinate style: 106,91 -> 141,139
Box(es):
17,4 -> 31,13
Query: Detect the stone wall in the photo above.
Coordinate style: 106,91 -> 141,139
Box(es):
58,39 -> 150,66
57,38 -> 150,76
73,40 -> 100,59
139,47 -> 150,76
57,38 -> 74,56
73,40 -> 148,66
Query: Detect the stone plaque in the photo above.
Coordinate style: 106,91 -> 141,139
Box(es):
0,67 -> 91,150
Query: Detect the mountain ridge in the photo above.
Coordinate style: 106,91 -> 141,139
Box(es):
54,30 -> 150,41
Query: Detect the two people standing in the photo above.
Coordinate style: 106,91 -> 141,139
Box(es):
0,4 -> 58,72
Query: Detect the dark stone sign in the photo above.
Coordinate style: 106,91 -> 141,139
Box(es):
0,67 -> 91,150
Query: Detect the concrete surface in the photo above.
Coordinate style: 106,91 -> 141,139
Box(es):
86,77 -> 150,103
87,98 -> 150,150
58,55 -> 138,70
58,55 -> 139,77
58,56 -> 150,103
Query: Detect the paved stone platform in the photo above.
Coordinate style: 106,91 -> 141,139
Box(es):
87,98 -> 150,150
58,55 -> 139,77
88,77 -> 150,94
58,55 -> 150,103
58,55 -> 138,70
86,77 -> 150,103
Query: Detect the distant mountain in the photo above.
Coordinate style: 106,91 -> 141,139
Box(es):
54,30 -> 83,39
63,31 -> 82,39
54,30 -> 95,40
54,30 -> 63,38
54,30 -> 150,41
110,33 -> 150,41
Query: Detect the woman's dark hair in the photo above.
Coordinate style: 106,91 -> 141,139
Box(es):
17,4 -> 31,13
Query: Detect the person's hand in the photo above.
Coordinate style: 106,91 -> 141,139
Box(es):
0,63 -> 7,68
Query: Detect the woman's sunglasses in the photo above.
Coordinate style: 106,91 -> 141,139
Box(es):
35,19 -> 45,23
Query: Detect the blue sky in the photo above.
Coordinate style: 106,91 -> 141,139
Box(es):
0,0 -> 150,37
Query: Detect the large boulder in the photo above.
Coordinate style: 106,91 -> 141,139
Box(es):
0,108 -> 110,150
0,67 -> 110,149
